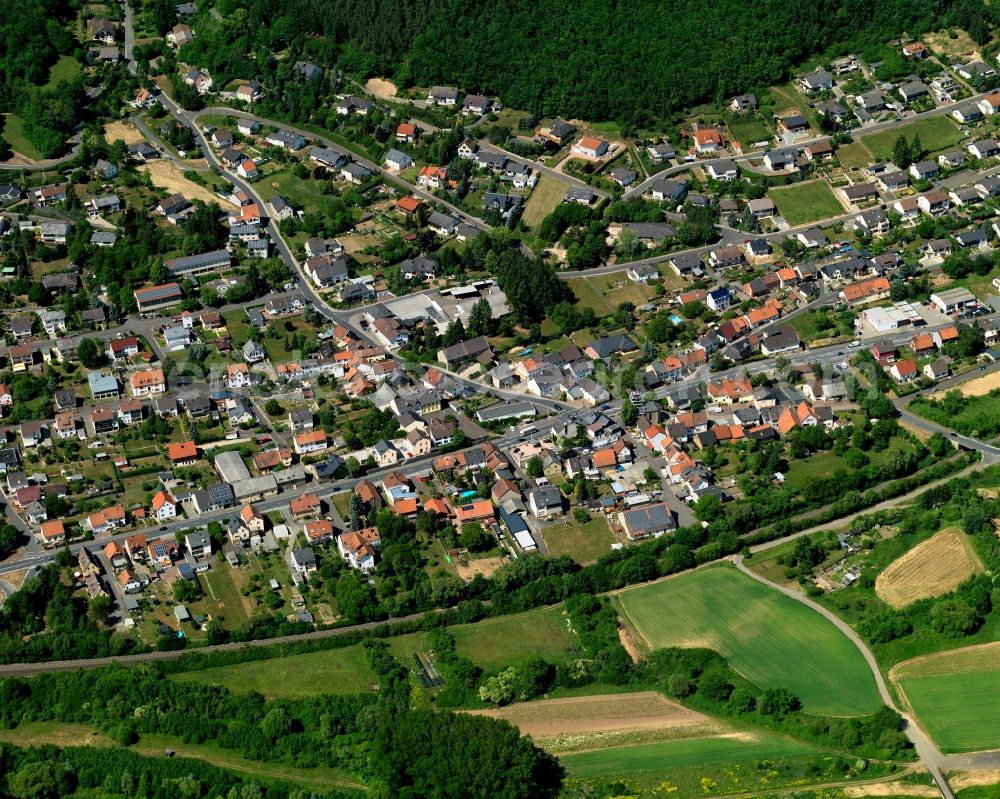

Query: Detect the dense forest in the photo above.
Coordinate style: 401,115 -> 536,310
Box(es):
207,0 -> 996,124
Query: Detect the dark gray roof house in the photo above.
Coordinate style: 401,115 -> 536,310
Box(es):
585,334 -> 638,359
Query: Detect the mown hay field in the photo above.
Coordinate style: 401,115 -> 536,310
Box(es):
875,528 -> 983,609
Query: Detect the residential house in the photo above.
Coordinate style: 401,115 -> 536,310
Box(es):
527,486 -> 562,519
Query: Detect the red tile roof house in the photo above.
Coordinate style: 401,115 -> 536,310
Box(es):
108,337 -> 140,362
168,440 -> 198,465
304,519 -> 335,544
889,359 -> 918,383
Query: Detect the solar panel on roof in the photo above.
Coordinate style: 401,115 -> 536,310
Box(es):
135,283 -> 182,301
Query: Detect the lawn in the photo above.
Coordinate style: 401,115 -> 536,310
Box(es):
767,180 -> 844,226
895,643 -> 1000,752
171,645 -> 377,699
614,564 -> 881,716
588,272 -> 656,308
861,116 -> 964,161
254,167 -> 330,210
522,174 -> 567,228
222,309 -> 255,347
787,306 -> 854,343
542,514 -> 617,563
331,491 -> 353,523
44,55 -> 81,89
836,141 -> 873,168
726,115 -> 772,147
202,566 -> 251,628
566,276 -> 615,317
3,114 -> 45,160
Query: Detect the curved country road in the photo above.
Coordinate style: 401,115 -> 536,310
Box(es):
733,555 -> 957,799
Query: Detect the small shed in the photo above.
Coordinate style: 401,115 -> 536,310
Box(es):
173,605 -> 191,623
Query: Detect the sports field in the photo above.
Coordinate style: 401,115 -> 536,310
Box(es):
560,730 -> 820,779
614,565 -> 881,716
767,180 -> 844,226
875,528 -> 983,608
894,643 -> 1000,752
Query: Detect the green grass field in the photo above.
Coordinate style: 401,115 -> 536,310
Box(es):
172,645 -> 377,699
895,644 -> 1000,752
522,174 -> 567,228
3,114 -> 45,160
861,117 -> 964,161
768,180 -> 844,226
726,116 -> 772,147
174,605 -> 579,698
836,141 -> 874,168
441,605 -> 578,672
134,734 -> 366,791
44,55 -> 81,89
614,565 -> 881,716
542,514 -> 618,562
560,730 -> 821,779
254,167 -> 331,210
566,276 -> 616,317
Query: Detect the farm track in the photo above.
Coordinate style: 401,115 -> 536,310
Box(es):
733,556 -> 959,799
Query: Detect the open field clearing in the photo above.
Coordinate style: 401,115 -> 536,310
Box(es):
141,160 -> 237,208
43,55 -> 81,89
893,643 -> 1000,752
614,565 -> 881,715
542,513 -> 618,562
365,77 -> 397,99
521,174 -> 567,228
438,605 -> 577,672
875,528 -> 983,608
933,370 -> 1000,398
768,180 -> 845,226
862,117 -> 963,161
949,770 -> 1000,791
134,734 -> 367,791
171,643 -> 377,699
0,722 -> 113,749
466,691 -> 708,738
174,605 -> 578,698
103,120 -> 146,145
837,141 -> 873,167
844,781 -> 937,797
559,729 -> 821,779
453,555 -> 505,580
566,275 -> 615,316
3,114 -> 45,161
925,30 -> 979,59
